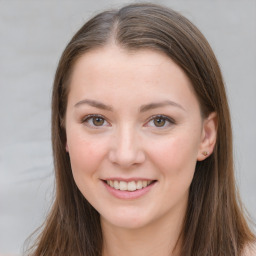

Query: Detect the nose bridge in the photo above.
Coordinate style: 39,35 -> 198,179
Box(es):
109,123 -> 145,167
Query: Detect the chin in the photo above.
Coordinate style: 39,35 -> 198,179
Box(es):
100,208 -> 152,230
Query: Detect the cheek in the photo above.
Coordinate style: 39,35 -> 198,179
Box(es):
148,134 -> 199,177
66,132 -> 110,200
67,132 -> 108,177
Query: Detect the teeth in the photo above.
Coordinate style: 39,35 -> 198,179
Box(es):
142,181 -> 147,188
106,180 -> 154,191
136,180 -> 142,189
119,181 -> 127,191
114,180 -> 119,190
127,181 -> 136,191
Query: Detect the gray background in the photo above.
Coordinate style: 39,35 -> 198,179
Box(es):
0,0 -> 255,255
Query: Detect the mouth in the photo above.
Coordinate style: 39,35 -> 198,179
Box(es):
103,179 -> 157,192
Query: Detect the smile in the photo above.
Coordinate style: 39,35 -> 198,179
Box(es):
102,179 -> 157,199
106,180 -> 155,191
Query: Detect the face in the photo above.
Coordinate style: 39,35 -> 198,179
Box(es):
65,45 -> 213,230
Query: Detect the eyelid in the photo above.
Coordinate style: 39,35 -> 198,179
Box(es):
81,114 -> 175,129
144,114 -> 176,128
81,114 -> 111,128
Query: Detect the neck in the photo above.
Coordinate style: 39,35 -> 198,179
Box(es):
101,207 -> 185,256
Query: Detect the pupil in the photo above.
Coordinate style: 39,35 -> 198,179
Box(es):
154,118 -> 165,127
93,117 -> 104,126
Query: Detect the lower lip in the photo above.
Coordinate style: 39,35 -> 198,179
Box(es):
102,181 -> 157,199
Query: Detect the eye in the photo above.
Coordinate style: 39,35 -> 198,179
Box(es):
146,115 -> 175,128
82,114 -> 110,128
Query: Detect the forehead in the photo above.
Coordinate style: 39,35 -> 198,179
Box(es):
67,45 -> 199,111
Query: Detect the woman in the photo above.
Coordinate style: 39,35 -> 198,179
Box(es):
27,3 -> 255,256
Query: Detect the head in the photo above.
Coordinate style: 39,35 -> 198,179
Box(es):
50,3 -> 243,255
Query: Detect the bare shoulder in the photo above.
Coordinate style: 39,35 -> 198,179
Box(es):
243,242 -> 256,256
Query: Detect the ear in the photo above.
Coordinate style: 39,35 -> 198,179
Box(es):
197,112 -> 218,161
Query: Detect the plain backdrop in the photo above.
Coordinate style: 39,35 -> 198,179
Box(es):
0,0 -> 255,255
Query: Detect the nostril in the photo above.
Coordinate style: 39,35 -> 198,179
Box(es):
108,147 -> 146,168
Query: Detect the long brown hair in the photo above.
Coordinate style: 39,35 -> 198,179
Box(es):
26,3 -> 255,256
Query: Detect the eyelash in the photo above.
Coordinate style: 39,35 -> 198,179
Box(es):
81,114 -> 110,128
145,115 -> 175,128
81,114 -> 175,129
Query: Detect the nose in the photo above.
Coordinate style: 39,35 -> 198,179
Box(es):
108,125 -> 146,168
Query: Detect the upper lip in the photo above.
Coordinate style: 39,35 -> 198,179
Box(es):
102,177 -> 156,182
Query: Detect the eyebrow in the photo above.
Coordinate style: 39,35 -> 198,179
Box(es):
74,99 -> 113,111
74,99 -> 185,112
139,100 -> 185,112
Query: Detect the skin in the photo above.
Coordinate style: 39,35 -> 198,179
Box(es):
65,45 -> 217,256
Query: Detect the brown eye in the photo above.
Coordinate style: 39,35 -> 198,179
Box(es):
145,115 -> 175,129
82,115 -> 109,128
92,117 -> 105,126
153,117 -> 166,127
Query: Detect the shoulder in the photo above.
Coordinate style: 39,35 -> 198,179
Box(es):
242,242 -> 256,256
